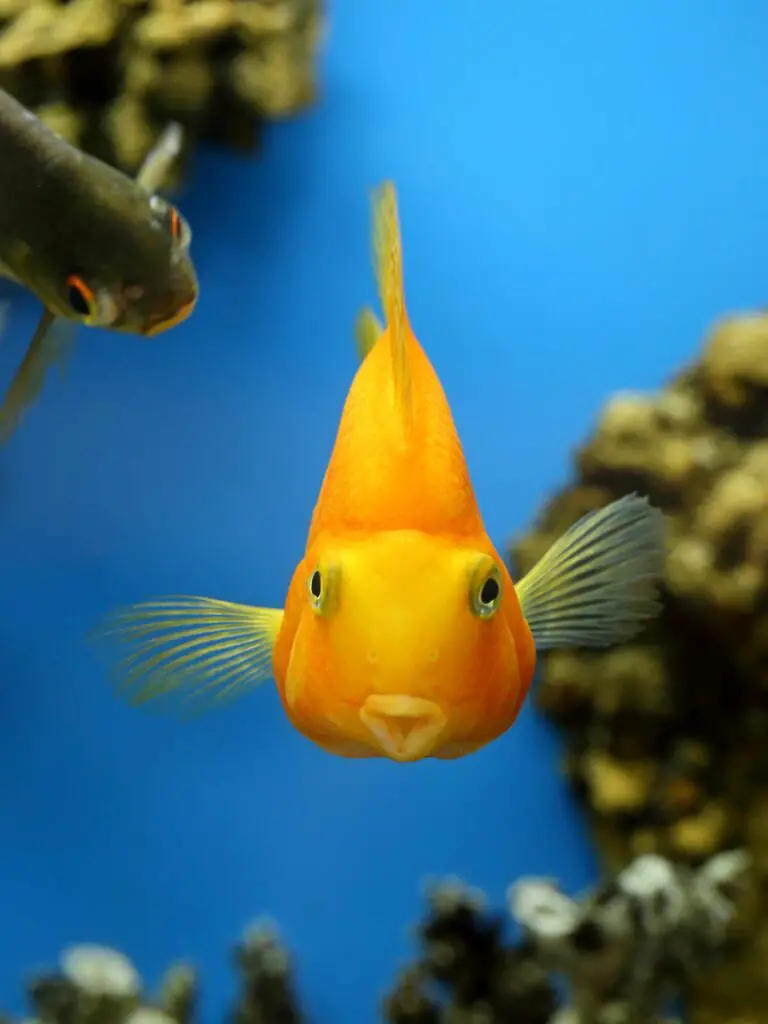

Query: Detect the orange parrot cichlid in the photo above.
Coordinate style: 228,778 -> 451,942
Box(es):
92,181 -> 667,763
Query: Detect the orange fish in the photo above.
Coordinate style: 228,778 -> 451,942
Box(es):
92,181 -> 667,763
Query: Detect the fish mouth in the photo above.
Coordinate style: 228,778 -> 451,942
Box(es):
359,695 -> 447,762
143,294 -> 197,337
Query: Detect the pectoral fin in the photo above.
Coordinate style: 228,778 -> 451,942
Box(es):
0,261 -> 21,285
90,595 -> 284,718
515,493 -> 667,650
0,307 -> 77,445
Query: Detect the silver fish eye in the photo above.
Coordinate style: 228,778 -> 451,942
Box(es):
178,216 -> 192,248
149,193 -> 167,216
65,275 -> 119,326
149,194 -> 192,249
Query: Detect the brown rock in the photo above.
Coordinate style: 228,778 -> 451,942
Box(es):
508,310 -> 768,1020
582,752 -> 656,816
668,802 -> 731,859
0,0 -> 325,178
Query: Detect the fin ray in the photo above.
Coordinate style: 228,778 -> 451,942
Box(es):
371,181 -> 413,431
135,122 -> 184,194
0,310 -> 76,445
89,595 -> 283,717
515,493 -> 667,650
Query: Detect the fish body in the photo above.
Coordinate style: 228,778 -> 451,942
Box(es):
0,91 -> 198,441
93,182 -> 667,764
271,198 -> 535,759
0,88 -> 197,334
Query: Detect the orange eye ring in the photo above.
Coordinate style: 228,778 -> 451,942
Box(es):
149,193 -> 189,247
65,274 -> 96,318
169,206 -> 182,242
168,204 -> 191,248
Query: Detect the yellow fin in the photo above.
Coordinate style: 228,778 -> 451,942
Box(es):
89,595 -> 283,717
371,181 -> 413,432
354,306 -> 383,361
515,493 -> 667,650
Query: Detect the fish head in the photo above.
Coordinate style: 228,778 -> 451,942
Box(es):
114,193 -> 199,336
278,529 -> 529,762
22,189 -> 198,335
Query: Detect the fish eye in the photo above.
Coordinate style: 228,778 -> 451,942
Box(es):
306,561 -> 340,616
65,275 -> 120,327
469,561 -> 503,619
65,274 -> 95,317
167,206 -> 185,244
308,569 -> 323,609
150,194 -> 191,248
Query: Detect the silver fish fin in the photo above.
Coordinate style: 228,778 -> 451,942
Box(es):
89,595 -> 283,718
515,493 -> 667,651
136,123 -> 184,194
0,261 -> 22,285
0,308 -> 76,445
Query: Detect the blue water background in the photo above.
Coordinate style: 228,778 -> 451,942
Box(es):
1,1 -> 767,1020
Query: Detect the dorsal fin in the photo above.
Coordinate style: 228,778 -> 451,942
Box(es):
371,181 -> 413,434
353,307 -> 383,362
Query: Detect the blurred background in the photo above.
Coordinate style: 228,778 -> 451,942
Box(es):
1,1 -> 768,1022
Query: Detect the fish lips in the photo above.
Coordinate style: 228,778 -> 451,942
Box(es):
359,694 -> 448,762
142,293 -> 198,336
